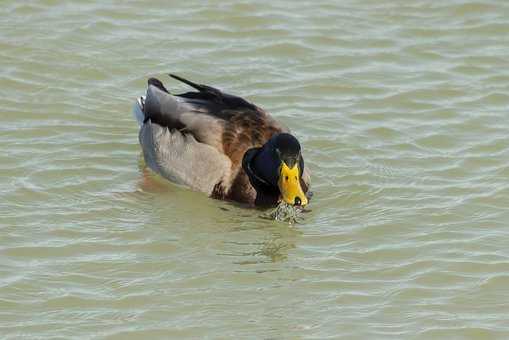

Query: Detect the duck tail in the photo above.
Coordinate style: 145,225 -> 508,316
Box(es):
133,96 -> 145,127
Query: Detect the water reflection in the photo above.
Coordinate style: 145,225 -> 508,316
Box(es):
135,156 -> 303,265
219,221 -> 301,265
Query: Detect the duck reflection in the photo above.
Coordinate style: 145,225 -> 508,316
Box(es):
219,220 -> 301,265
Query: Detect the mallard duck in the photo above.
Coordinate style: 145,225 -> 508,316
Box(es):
133,74 -> 310,207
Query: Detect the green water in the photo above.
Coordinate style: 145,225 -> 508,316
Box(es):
2,1 -> 509,338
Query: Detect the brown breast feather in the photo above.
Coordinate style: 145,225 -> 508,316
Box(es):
211,108 -> 283,205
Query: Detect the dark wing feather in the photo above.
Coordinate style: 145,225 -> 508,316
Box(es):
169,74 -> 263,118
169,74 -> 289,153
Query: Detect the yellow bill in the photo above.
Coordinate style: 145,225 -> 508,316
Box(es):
278,162 -> 308,206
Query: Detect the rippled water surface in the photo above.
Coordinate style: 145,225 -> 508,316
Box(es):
2,0 -> 509,338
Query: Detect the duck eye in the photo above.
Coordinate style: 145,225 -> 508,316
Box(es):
285,176 -> 289,181
294,176 -> 298,180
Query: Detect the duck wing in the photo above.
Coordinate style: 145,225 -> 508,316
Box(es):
140,74 -> 288,152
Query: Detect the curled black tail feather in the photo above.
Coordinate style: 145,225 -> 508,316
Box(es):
169,73 -> 222,96
148,78 -> 170,93
168,74 -> 258,111
169,74 -> 204,91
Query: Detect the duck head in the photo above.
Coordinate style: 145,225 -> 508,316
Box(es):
243,133 -> 308,206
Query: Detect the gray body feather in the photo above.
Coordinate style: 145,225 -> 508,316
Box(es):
139,120 -> 231,194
